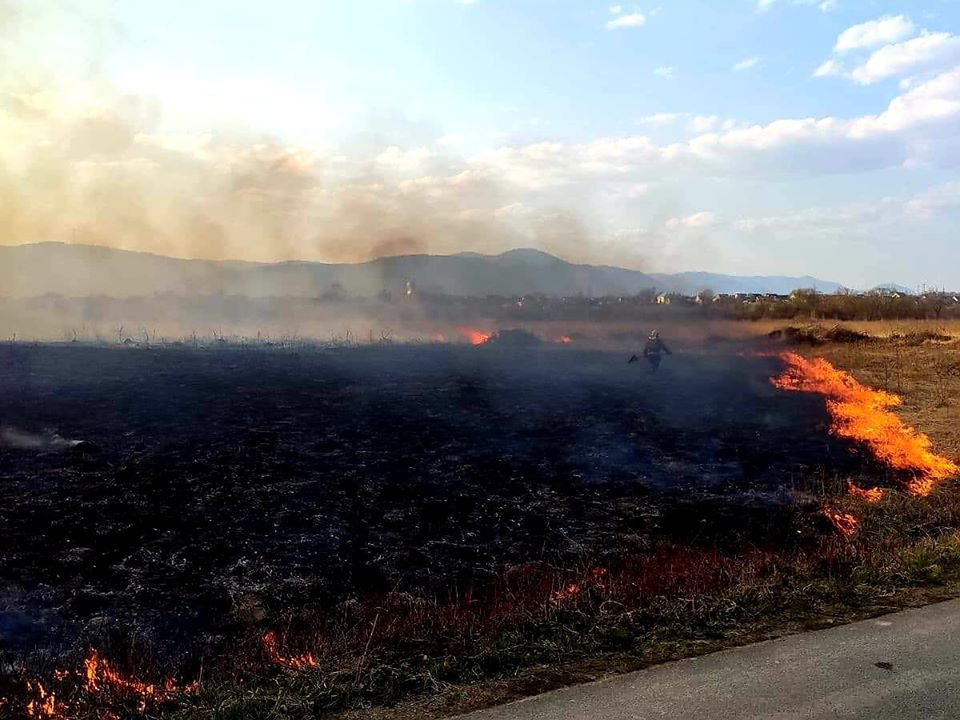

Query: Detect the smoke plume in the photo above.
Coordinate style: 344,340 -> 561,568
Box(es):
0,1 -> 620,272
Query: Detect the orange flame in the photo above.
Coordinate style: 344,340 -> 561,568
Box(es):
458,328 -> 491,345
82,649 -> 196,712
822,506 -> 859,536
261,631 -> 319,670
847,481 -> 885,503
551,583 -> 581,602
773,353 -> 959,496
21,649 -> 198,719
551,567 -> 608,603
25,682 -> 66,719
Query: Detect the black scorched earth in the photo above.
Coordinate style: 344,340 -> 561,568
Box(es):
0,342 -> 871,679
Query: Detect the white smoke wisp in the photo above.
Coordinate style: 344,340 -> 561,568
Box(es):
0,425 -> 82,451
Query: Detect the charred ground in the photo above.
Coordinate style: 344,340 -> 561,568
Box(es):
0,341 -> 876,669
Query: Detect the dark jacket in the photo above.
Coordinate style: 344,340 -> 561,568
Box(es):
643,337 -> 671,357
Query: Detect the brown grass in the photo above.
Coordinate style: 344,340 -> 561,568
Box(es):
810,334 -> 960,460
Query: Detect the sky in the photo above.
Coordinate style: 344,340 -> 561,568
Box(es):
2,1 -> 960,289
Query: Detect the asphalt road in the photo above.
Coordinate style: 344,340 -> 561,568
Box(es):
456,599 -> 960,720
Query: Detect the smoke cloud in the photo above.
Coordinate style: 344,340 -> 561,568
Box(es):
0,0 -> 628,271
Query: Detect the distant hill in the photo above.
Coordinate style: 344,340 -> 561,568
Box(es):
869,283 -> 914,295
0,243 -> 845,299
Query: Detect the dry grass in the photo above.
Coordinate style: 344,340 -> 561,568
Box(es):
807,332 -> 960,460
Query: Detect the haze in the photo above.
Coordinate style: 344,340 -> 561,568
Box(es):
2,0 -> 960,289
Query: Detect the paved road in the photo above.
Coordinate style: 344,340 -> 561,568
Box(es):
456,599 -> 960,720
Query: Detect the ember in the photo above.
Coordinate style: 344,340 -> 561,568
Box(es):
551,583 -> 581,602
773,353 -> 959,496
551,567 -> 608,603
822,506 -> 859,536
847,481 -> 885,503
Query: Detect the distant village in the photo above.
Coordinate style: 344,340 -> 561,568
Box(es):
8,281 -> 960,339
381,282 -> 960,322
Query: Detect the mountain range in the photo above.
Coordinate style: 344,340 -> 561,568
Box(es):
0,243 -> 845,299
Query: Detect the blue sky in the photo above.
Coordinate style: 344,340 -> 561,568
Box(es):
3,0 -> 960,288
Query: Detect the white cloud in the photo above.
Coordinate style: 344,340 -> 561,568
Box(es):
666,212 -> 716,229
813,59 -> 842,77
607,11 -> 646,29
493,202 -> 526,218
732,188 -> 959,249
638,112 -> 682,126
733,203 -> 887,234
849,32 -> 960,85
734,57 -> 760,71
609,4 -> 623,14
437,134 -> 466,147
817,16 -> 960,86
375,145 -> 437,175
654,66 -> 674,78
850,66 -> 960,134
905,181 -> 960,216
691,115 -> 720,132
466,66 -> 960,188
835,15 -> 916,53
758,0 -> 837,13
609,182 -> 651,199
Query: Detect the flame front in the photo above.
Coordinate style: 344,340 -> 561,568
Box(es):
83,649 -> 196,712
21,648 -> 199,718
773,352 -> 959,496
458,328 -> 491,345
25,682 -> 65,719
261,631 -> 319,670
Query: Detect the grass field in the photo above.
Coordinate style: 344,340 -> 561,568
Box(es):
335,320 -> 960,720
3,320 -> 960,720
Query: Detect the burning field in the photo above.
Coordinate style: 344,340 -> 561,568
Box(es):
0,337 -> 959,718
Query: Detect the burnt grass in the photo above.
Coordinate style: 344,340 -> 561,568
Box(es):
0,342 -> 895,712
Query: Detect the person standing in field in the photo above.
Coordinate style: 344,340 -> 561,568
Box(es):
628,330 -> 672,372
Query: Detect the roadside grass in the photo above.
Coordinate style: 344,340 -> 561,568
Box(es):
161,486 -> 960,720
10,488 -> 960,720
